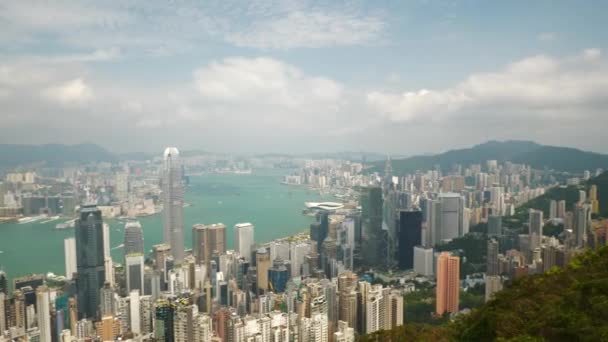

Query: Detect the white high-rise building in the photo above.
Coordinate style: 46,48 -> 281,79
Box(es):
129,290 -> 140,335
162,147 -> 185,262
64,238 -> 77,280
234,223 -> 254,261
365,284 -> 384,334
485,275 -> 503,302
36,286 -> 51,342
413,246 -> 434,276
114,172 -> 129,201
549,200 -> 557,220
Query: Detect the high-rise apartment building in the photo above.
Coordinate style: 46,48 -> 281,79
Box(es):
162,147 -> 185,262
75,205 -> 106,319
436,252 -> 460,315
234,223 -> 254,261
528,209 -> 543,252
192,223 -> 226,266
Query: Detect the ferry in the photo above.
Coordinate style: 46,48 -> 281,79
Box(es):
18,215 -> 46,224
56,219 -> 76,229
40,216 -> 61,224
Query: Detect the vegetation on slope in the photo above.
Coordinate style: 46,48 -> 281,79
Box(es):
359,246 -> 608,341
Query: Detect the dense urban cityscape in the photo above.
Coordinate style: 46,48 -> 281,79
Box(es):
2,1 -> 608,341
0,142 -> 606,341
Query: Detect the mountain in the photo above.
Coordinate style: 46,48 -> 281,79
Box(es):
360,245 -> 608,341
371,140 -> 608,175
0,143 -> 116,168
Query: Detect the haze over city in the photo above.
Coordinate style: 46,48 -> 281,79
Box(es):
1,1 -> 608,154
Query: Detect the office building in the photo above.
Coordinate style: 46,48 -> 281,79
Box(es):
126,254 -> 145,294
234,223 -> 254,261
268,259 -> 290,293
360,186 -> 384,268
162,147 -> 185,262
413,246 -> 434,276
436,252 -> 460,315
438,193 -> 466,241
397,210 -> 422,270
256,248 -> 271,294
192,223 -> 226,266
36,285 -> 51,342
487,215 -> 502,237
154,300 -> 175,342
124,221 -> 144,255
64,238 -> 77,280
75,205 -> 106,319
487,239 -> 499,276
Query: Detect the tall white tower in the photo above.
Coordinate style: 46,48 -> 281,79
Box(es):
162,147 -> 185,262
234,223 -> 254,261
64,237 -> 77,280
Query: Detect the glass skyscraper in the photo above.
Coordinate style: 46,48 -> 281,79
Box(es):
75,205 -> 105,319
162,147 -> 185,262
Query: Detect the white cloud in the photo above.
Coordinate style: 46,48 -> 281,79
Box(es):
0,1 -> 386,54
367,48 -> 608,122
225,11 -> 385,49
194,57 -> 343,109
44,78 -> 93,105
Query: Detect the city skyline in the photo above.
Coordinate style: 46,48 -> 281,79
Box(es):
1,1 -> 607,154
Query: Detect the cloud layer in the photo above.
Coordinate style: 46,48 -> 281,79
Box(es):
367,49 -> 608,123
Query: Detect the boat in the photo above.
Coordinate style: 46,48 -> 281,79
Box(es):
18,215 -> 46,224
56,219 -> 76,229
40,216 -> 60,224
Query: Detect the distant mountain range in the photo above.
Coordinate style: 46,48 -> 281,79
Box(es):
2,140 -> 607,172
0,143 -> 116,168
371,140 -> 608,174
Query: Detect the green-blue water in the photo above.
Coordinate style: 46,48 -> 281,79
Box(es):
0,169 -> 328,285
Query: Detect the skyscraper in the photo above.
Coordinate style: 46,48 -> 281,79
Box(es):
154,299 -> 175,342
438,193 -> 466,241
234,223 -> 254,261
528,209 -> 543,252
124,221 -> 144,256
162,147 -> 185,262
64,238 -> 77,280
0,270 -> 6,295
487,215 -> 502,237
549,200 -> 557,220
192,223 -> 226,266
436,252 -> 460,315
256,248 -> 271,294
360,186 -> 384,268
487,239 -> 499,276
36,285 -> 51,342
126,254 -> 145,294
75,205 -> 106,319
574,205 -> 590,247
397,210 -> 422,270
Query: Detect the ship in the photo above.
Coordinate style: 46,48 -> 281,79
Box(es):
56,219 -> 76,230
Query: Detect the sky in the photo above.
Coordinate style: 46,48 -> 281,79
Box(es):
1,0 -> 607,155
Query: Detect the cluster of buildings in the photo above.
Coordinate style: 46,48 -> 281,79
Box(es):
0,148 -> 605,341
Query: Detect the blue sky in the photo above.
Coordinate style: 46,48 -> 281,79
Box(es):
1,0 -> 607,154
